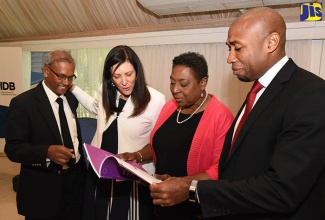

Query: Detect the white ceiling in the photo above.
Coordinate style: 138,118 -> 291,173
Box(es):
0,0 -> 322,43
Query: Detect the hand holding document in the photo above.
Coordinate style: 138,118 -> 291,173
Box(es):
83,143 -> 161,184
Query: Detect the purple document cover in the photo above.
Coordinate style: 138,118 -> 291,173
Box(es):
83,143 -> 161,183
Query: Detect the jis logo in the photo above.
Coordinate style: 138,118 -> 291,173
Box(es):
300,2 -> 322,21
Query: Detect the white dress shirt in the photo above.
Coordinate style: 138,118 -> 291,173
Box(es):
42,81 -> 80,163
233,56 -> 289,140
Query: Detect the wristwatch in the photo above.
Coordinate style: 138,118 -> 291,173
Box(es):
189,180 -> 198,202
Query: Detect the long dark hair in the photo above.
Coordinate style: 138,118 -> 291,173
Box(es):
102,45 -> 150,122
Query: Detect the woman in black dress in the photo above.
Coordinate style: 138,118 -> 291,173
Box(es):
71,45 -> 165,220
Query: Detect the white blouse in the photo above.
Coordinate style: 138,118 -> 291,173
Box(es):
72,85 -> 165,173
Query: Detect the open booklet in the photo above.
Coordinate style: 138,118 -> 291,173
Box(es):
83,143 -> 161,184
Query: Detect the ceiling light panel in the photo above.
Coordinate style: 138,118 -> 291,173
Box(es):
263,0 -> 303,6
224,0 -> 263,9
137,0 -> 305,16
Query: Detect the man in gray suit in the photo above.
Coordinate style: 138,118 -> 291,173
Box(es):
5,50 -> 86,220
149,7 -> 325,220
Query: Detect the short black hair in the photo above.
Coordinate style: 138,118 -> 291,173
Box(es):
172,52 -> 208,82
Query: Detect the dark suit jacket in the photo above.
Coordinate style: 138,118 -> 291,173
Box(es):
5,81 -> 85,219
198,59 -> 325,220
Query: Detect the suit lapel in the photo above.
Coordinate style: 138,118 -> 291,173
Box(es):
34,83 -> 84,164
66,91 -> 84,154
34,82 -> 62,143
65,92 -> 77,117
221,59 -> 298,169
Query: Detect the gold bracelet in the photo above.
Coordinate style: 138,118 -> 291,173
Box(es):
136,151 -> 143,163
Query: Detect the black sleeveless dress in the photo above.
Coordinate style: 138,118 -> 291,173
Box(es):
153,110 -> 204,220
82,99 -> 153,220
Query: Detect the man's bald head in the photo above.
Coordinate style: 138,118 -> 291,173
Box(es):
233,7 -> 286,50
226,7 -> 287,81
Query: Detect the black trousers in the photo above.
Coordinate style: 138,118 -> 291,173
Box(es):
25,163 -> 86,220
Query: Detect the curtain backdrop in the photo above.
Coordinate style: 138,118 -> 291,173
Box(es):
21,40 -> 325,118
71,48 -> 111,118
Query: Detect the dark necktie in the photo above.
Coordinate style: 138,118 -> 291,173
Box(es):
230,80 -> 263,152
56,97 -> 75,167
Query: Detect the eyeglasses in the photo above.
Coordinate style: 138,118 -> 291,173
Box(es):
46,65 -> 77,81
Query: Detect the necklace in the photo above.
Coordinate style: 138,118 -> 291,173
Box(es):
176,91 -> 208,124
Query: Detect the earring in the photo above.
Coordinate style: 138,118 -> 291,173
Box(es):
111,82 -> 115,87
201,91 -> 203,98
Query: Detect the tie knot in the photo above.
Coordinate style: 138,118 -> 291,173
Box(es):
250,81 -> 263,94
56,97 -> 63,105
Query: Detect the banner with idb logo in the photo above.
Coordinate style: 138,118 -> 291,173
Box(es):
0,47 -> 23,153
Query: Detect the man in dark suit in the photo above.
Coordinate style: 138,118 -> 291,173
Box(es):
149,7 -> 325,219
5,50 -> 86,220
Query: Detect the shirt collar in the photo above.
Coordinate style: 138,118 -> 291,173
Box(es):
259,55 -> 289,88
42,80 -> 66,104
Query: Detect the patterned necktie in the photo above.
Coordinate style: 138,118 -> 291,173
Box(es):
230,81 -> 263,152
56,97 -> 75,166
